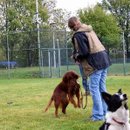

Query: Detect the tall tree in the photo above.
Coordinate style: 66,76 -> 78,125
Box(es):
0,0 -> 48,66
101,0 -> 130,57
48,8 -> 71,29
78,5 -> 121,52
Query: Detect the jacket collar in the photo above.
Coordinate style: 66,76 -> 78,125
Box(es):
76,24 -> 93,32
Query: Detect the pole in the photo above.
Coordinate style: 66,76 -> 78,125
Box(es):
57,39 -> 61,77
48,50 -> 52,77
122,31 -> 126,76
6,31 -> 10,79
52,30 -> 56,68
6,0 -> 10,79
50,23 -> 56,69
65,28 -> 69,70
35,0 -> 42,76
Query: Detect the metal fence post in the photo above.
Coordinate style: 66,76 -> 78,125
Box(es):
57,39 -> 61,77
122,31 -> 126,76
35,0 -> 42,77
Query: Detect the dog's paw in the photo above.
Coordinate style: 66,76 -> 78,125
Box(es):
44,108 -> 48,112
78,105 -> 81,108
77,104 -> 81,108
55,114 -> 60,118
74,104 -> 77,108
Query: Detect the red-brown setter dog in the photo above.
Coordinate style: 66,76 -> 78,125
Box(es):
44,71 -> 81,117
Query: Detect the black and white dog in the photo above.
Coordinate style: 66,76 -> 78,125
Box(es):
99,89 -> 130,130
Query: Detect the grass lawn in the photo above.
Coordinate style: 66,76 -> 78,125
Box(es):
0,63 -> 130,79
0,76 -> 130,130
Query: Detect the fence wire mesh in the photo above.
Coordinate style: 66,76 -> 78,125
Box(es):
0,29 -> 130,79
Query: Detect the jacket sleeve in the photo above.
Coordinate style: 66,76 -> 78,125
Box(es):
72,32 -> 90,61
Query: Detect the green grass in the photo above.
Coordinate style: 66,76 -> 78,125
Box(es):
0,76 -> 130,130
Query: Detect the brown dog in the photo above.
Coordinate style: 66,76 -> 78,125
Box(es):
44,71 -> 81,117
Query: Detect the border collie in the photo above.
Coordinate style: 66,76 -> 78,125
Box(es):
99,89 -> 130,130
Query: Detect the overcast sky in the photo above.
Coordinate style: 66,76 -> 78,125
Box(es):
56,0 -> 102,14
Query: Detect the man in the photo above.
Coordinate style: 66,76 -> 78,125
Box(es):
68,16 -> 111,121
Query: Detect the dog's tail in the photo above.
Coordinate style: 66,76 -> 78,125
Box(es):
44,97 -> 53,112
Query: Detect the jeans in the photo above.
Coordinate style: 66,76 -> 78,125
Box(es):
89,68 -> 108,120
79,64 -> 89,91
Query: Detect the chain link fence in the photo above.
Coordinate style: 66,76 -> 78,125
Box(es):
0,29 -> 130,79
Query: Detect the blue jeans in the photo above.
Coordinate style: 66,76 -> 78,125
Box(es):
89,68 -> 108,120
79,64 -> 89,91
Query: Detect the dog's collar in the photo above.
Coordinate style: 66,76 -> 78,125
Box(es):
112,118 -> 125,125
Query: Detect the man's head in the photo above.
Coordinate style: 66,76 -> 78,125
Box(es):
68,16 -> 81,31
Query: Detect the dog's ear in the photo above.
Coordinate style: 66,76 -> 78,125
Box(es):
74,73 -> 79,79
62,72 -> 72,83
63,74 -> 68,83
70,71 -> 79,79
118,89 -> 122,94
101,92 -> 112,105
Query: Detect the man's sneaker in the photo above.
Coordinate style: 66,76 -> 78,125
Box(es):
83,116 -> 104,122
